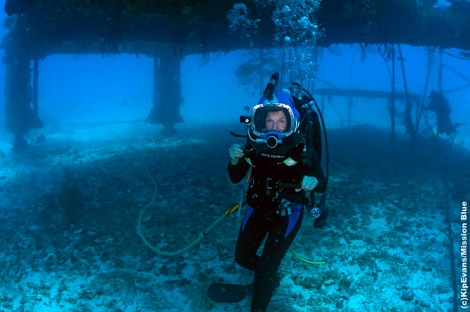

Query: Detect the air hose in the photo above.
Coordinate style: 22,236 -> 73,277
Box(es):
138,165 -> 326,264
136,163 -> 242,257
289,248 -> 327,265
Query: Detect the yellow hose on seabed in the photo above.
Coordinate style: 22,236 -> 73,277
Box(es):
137,163 -> 327,264
136,162 -> 242,257
137,197 -> 241,257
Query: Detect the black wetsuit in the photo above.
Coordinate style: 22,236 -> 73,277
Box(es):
228,140 -> 325,312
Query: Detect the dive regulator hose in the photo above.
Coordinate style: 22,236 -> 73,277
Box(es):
137,164 -> 327,265
136,163 -> 242,257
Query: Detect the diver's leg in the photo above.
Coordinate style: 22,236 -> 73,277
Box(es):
235,206 -> 267,271
251,205 -> 304,311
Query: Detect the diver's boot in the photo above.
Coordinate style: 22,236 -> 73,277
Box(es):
273,271 -> 286,289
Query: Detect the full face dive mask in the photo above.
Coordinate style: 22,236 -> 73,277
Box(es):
248,91 -> 300,149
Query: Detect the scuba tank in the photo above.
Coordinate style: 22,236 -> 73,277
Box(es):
289,81 -> 330,228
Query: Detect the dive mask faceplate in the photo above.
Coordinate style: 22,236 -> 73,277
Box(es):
248,103 -> 299,149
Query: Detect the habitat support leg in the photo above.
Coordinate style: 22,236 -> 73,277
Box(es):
147,46 -> 183,135
4,54 -> 43,152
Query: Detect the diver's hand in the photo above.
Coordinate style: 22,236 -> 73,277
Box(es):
301,176 -> 318,191
229,144 -> 244,165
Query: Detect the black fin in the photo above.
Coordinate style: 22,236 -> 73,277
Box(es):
208,282 -> 253,303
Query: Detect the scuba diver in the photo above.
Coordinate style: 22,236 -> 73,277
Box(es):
227,73 -> 327,311
426,91 -> 463,135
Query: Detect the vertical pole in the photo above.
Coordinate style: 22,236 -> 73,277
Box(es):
33,58 -> 39,116
390,45 -> 396,148
4,51 -> 43,151
398,44 -> 415,146
152,55 -> 160,118
347,96 -> 352,127
438,48 -> 443,93
147,45 -> 183,135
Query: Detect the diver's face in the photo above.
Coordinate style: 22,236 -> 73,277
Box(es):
265,110 -> 287,131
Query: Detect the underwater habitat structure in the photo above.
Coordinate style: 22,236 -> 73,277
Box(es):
1,0 -> 470,150
0,1 -> 469,311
